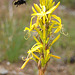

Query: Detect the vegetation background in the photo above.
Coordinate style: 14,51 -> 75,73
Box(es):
0,0 -> 75,75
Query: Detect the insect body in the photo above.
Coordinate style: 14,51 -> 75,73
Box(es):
13,0 -> 26,7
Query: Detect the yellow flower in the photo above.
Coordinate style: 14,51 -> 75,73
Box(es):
51,55 -> 61,59
21,57 -> 32,69
31,2 -> 60,24
32,53 -> 40,60
22,0 -> 62,70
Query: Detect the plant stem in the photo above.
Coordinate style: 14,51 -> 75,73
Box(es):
38,68 -> 45,75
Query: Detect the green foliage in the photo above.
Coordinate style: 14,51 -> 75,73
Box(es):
0,19 -> 25,62
0,0 -> 36,62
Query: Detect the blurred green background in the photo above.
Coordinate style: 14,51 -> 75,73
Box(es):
0,0 -> 75,63
56,0 -> 75,9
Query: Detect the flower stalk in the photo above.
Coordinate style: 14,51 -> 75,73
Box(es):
21,0 -> 62,75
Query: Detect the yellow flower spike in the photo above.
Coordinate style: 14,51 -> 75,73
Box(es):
32,53 -> 40,60
21,57 -> 32,69
32,6 -> 37,13
34,3 -> 41,13
22,0 -> 63,70
51,55 -> 61,59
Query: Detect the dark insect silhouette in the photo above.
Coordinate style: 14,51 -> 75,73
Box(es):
13,0 -> 26,7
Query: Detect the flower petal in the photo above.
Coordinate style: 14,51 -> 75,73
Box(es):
51,55 -> 61,59
21,57 -> 32,69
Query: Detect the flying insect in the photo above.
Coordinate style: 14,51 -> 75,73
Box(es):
13,0 -> 26,7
